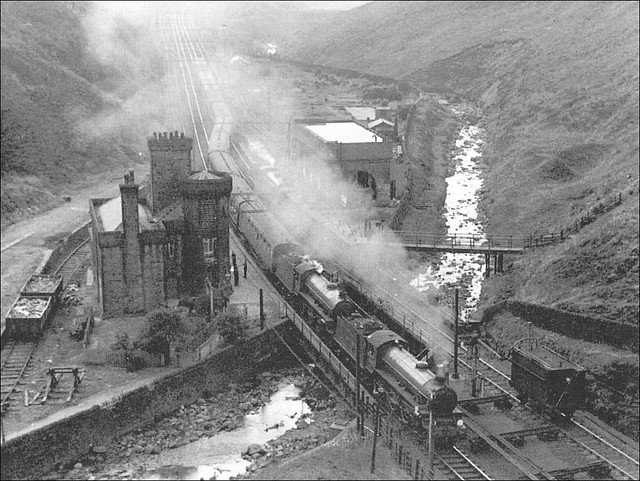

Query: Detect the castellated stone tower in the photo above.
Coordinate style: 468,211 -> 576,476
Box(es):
147,131 -> 193,216
180,171 -> 233,296
120,169 -> 145,313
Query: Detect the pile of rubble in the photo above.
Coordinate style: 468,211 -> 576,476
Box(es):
9,297 -> 49,318
60,284 -> 82,307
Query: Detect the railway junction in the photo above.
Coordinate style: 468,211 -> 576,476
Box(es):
1,11 -> 638,481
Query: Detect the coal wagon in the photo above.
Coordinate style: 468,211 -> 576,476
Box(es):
20,274 -> 63,309
5,296 -> 54,340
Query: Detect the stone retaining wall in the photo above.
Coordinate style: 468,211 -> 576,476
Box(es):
1,321 -> 296,480
41,222 -> 91,276
481,300 -> 639,351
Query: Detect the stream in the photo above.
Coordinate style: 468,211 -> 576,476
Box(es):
410,107 -> 487,323
141,384 -> 311,481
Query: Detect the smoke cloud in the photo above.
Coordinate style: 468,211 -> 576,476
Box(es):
73,2 -> 167,144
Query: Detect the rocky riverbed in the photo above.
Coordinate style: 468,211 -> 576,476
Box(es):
411,105 -> 488,322
40,366 -> 354,481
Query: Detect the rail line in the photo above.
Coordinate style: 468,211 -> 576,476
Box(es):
1,341 -> 37,408
435,448 -> 491,480
52,239 -> 90,287
174,16 -> 640,479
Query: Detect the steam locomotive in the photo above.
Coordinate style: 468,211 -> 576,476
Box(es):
230,193 -> 463,446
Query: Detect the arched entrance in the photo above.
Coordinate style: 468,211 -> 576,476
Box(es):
356,171 -> 377,201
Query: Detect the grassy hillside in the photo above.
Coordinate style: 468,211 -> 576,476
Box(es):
278,1 -> 639,325
0,1 -> 163,226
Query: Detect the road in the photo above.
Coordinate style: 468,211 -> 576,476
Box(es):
1,166 -> 149,324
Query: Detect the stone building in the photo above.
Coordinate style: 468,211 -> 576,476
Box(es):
291,120 -> 406,202
89,132 -> 232,318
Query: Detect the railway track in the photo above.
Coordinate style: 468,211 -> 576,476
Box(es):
52,239 -> 90,288
1,341 -> 37,408
174,17 -> 640,480
564,413 -> 639,480
435,448 -> 491,480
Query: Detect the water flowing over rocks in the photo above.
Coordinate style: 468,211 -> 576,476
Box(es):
411,105 -> 488,321
42,366 -> 353,481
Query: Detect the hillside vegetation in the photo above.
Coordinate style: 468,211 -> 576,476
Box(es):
0,1 -> 163,226
277,1 -> 639,325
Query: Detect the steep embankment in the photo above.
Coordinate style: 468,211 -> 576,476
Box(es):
281,1 -> 639,325
0,2 -> 163,227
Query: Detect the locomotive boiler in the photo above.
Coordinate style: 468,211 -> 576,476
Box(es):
270,244 -> 461,435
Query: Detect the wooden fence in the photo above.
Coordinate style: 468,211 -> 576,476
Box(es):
524,192 -> 624,248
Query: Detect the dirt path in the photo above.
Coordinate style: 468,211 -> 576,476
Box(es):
1,165 -> 149,323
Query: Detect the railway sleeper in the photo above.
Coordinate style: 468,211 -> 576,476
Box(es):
501,426 -> 562,444
548,461 -> 611,480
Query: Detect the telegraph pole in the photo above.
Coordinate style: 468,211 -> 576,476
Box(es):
453,288 -> 459,379
427,395 -> 434,479
370,387 -> 380,473
356,334 -> 362,439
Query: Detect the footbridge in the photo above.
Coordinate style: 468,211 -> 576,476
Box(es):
358,231 -> 526,255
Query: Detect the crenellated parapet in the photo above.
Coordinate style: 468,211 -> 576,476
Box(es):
147,131 -> 193,151
148,131 -> 193,216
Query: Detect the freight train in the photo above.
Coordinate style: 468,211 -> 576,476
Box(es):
230,193 -> 464,447
508,340 -> 587,418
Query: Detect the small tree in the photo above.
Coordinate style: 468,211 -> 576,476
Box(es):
138,309 -> 184,364
218,312 -> 250,345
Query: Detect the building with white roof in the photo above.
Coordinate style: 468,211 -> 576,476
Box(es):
292,120 -> 404,203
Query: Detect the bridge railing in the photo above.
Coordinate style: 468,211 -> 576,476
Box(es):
369,231 -> 526,250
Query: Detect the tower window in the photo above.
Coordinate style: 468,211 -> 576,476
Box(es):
203,237 -> 216,257
167,242 -> 175,258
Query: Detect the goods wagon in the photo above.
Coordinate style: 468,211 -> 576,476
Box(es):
5,296 -> 54,340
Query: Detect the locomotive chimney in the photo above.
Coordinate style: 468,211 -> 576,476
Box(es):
435,363 -> 450,382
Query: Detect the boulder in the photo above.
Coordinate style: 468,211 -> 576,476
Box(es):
245,443 -> 265,456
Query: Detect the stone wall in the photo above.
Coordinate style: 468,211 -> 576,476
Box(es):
481,300 -> 639,351
41,222 -> 91,276
0,321 -> 296,480
98,238 -> 127,317
141,242 -> 166,310
148,132 -> 192,216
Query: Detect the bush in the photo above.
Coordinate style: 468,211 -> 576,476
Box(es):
218,312 -> 250,345
137,309 -> 184,364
